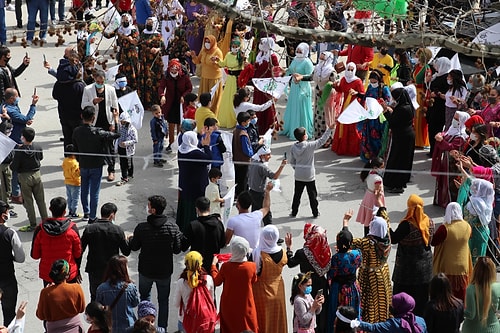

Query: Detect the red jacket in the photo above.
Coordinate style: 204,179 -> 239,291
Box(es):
339,45 -> 374,68
158,73 -> 193,119
31,218 -> 82,282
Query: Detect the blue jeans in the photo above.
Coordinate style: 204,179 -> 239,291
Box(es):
27,0 -> 49,41
0,8 -> 6,45
49,0 -> 64,21
11,170 -> 19,197
66,184 -> 80,214
80,167 -> 102,219
138,273 -> 171,330
153,139 -> 164,163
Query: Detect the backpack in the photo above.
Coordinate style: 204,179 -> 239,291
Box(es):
181,276 -> 218,333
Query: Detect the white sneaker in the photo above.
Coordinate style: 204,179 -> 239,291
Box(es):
6,4 -> 15,11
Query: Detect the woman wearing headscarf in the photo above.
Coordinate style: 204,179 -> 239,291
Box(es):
431,110 -> 470,207
212,38 -> 245,128
358,70 -> 391,162
285,223 -> 332,333
176,131 -> 211,232
426,57 -> 451,155
463,119 -> 486,165
431,202 -> 473,302
412,47 -> 432,148
311,51 -> 336,142
468,85 -> 500,138
253,37 -> 280,135
138,17 -> 166,110
183,1 -> 207,75
381,86 -> 416,194
104,13 -> 139,90
462,179 -> 495,265
390,194 -> 434,316
174,251 -> 215,333
356,292 -> 427,333
279,42 -> 314,140
251,225 -> 288,333
331,62 -> 365,156
342,208 -> 392,323
211,236 -> 258,333
191,35 -> 223,114
158,59 -> 193,152
36,259 -> 85,333
326,227 -> 362,333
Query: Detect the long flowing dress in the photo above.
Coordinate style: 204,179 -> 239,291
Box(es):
331,77 -> 365,156
253,251 -> 288,333
138,31 -> 166,109
327,248 -> 362,333
464,209 -> 489,266
413,63 -> 431,148
105,28 -> 139,90
281,57 -> 314,140
356,172 -> 385,227
462,282 -> 500,333
312,55 -> 335,139
210,261 -> 259,333
254,53 -> 279,135
217,52 -> 243,128
184,2 -> 206,74
358,84 -> 391,162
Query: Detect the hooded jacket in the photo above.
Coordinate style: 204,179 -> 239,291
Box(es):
129,214 -> 183,279
10,142 -> 43,173
31,217 -> 82,282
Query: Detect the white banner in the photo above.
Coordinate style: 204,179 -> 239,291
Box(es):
118,91 -> 144,129
0,132 -> 17,164
252,76 -> 292,99
222,184 -> 236,225
338,97 -> 383,124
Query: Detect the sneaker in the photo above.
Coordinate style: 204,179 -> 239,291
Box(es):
17,22 -> 23,29
89,217 -> 97,224
19,225 -> 36,232
9,210 -> 17,218
6,4 -> 15,10
154,162 -> 164,168
165,145 -> 172,153
69,213 -> 81,218
107,172 -> 115,182
160,159 -> 167,163
289,213 -> 296,218
313,212 -> 320,218
82,214 -> 89,221
116,178 -> 129,186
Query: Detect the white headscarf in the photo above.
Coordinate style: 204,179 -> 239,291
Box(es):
404,84 -> 419,110
466,178 -> 494,226
251,145 -> 271,161
230,236 -> 250,262
143,17 -> 159,35
444,111 -> 470,140
253,225 -> 282,272
295,43 -> 310,60
391,82 -> 404,91
344,62 -> 358,84
117,13 -> 135,36
313,51 -> 334,84
368,216 -> 387,238
255,37 -> 275,65
444,202 -> 463,224
432,57 -> 451,80
178,131 -> 200,154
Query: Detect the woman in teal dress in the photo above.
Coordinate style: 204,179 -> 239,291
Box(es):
281,43 -> 314,140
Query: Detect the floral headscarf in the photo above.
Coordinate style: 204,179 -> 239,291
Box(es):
184,251 -> 203,289
303,223 -> 331,276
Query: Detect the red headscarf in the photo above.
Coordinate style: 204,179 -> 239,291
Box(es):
303,223 -> 332,276
168,59 -> 182,74
464,115 -> 485,129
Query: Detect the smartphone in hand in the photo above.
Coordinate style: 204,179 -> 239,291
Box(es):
316,289 -> 323,298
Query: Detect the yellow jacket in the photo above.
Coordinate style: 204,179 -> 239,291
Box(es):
62,157 -> 81,186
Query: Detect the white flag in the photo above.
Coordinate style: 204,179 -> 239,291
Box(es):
222,184 -> 236,225
118,91 -> 144,129
252,76 -> 292,99
338,98 -> 383,124
0,132 -> 17,164
106,64 -> 121,82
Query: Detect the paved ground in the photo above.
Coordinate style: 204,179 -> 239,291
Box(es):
0,7 -> 464,333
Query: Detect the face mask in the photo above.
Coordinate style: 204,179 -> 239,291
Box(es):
231,47 -> 239,54
146,25 -> 153,32
4,57 -> 10,64
370,82 -> 379,88
466,82 -> 473,90
14,97 -> 20,104
451,118 -> 460,128
244,123 -> 250,129
304,286 -> 312,295
118,81 -> 127,88
205,43 -> 211,50
345,71 -> 354,79
380,49 -> 388,55
447,79 -> 453,85
122,22 -> 130,28
469,133 -> 478,142
250,118 -> 258,125
95,83 -> 104,89
170,72 -> 178,78
295,52 -> 305,58
488,97 -> 497,105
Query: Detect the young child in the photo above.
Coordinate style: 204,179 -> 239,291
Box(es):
247,110 -> 263,154
205,168 -> 224,215
115,112 -> 138,186
356,157 -> 385,236
290,273 -> 324,333
62,144 -> 81,218
84,302 -> 110,333
183,93 -> 198,120
204,117 -> 226,169
11,127 -> 48,232
194,93 -> 216,133
150,105 -> 167,168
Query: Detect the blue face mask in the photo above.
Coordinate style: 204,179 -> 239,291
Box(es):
244,123 -> 250,129
250,118 -> 258,125
14,97 -> 20,104
304,286 -> 312,295
95,83 -> 104,89
118,81 -> 127,88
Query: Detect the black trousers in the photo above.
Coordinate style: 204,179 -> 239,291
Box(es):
234,164 -> 248,198
291,180 -> 318,216
249,189 -> 272,225
60,118 -> 82,152
118,147 -> 133,180
88,270 -> 105,302
0,278 -> 18,326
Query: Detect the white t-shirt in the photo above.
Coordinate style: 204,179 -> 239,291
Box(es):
226,210 -> 263,250
205,182 -> 221,215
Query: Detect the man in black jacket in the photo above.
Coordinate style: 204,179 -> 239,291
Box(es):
0,46 -> 29,103
181,196 -> 225,273
72,106 -> 120,223
81,202 -> 131,301
129,195 -> 183,332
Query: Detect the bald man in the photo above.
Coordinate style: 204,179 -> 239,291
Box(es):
44,46 -> 81,82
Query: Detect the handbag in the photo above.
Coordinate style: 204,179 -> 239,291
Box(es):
334,61 -> 346,73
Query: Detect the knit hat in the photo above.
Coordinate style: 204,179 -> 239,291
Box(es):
137,301 -> 157,318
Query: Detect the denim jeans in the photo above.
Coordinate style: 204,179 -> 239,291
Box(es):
153,139 -> 164,163
11,170 -> 19,197
27,0 -> 49,41
80,167 -> 102,220
49,0 -> 64,21
0,8 -> 6,45
138,273 -> 171,330
66,184 -> 80,215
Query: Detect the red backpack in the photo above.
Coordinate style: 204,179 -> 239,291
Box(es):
181,276 -> 218,333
